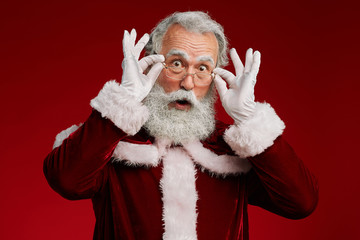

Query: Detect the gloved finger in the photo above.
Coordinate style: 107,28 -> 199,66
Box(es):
213,74 -> 228,100
139,54 -> 165,72
250,50 -> 261,76
122,30 -> 130,58
229,48 -> 244,76
130,29 -> 137,48
244,48 -> 253,73
146,62 -> 164,85
213,68 -> 235,87
134,33 -> 150,60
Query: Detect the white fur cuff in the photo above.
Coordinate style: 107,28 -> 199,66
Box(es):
90,80 -> 149,135
224,102 -> 285,158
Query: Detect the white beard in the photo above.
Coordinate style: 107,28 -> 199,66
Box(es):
143,84 -> 216,145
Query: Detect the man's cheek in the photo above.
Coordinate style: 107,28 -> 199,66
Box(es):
157,78 -> 178,94
156,71 -> 165,83
194,87 -> 211,100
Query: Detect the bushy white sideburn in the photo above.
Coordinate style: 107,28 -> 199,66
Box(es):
143,84 -> 216,145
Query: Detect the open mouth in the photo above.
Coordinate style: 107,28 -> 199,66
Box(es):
169,98 -> 192,111
176,99 -> 190,105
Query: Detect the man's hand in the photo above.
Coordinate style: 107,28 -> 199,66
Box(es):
121,29 -> 164,102
213,48 -> 261,126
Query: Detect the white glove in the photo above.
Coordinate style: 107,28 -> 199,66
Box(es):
121,29 -> 164,102
213,48 -> 261,126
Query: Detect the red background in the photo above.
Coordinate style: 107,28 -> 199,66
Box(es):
1,0 -> 359,239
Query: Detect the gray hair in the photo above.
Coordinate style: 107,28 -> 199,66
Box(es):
145,11 -> 229,67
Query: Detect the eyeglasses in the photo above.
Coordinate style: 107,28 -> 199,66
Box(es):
162,62 -> 215,87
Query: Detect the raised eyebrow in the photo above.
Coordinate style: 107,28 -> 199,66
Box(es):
166,49 -> 190,60
196,55 -> 215,66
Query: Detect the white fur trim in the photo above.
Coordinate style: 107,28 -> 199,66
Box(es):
183,140 -> 252,177
161,148 -> 198,240
53,124 -> 82,149
224,102 -> 285,158
90,80 -> 149,135
111,138 -> 172,167
154,138 -> 172,158
111,139 -> 251,176
112,141 -> 160,167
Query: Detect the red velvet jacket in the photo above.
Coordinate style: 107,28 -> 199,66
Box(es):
44,81 -> 318,240
44,111 -> 318,240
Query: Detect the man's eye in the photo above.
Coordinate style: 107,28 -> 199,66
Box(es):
171,60 -> 183,68
199,65 -> 208,72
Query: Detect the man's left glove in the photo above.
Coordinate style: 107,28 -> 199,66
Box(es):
213,48 -> 261,126
120,29 -> 164,102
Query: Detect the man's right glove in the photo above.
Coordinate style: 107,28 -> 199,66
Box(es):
120,29 -> 164,102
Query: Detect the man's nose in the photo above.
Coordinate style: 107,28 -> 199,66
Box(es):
180,72 -> 195,90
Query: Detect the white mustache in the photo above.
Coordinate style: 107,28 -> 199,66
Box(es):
163,89 -> 199,107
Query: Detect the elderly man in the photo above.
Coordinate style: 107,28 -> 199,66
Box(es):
44,11 -> 318,240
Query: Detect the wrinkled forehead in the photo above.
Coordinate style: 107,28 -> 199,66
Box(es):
160,24 -> 219,65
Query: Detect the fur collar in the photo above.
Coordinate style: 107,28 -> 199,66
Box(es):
112,138 -> 251,176
52,123 -> 251,176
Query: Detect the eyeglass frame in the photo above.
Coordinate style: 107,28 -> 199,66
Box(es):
161,62 -> 215,86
